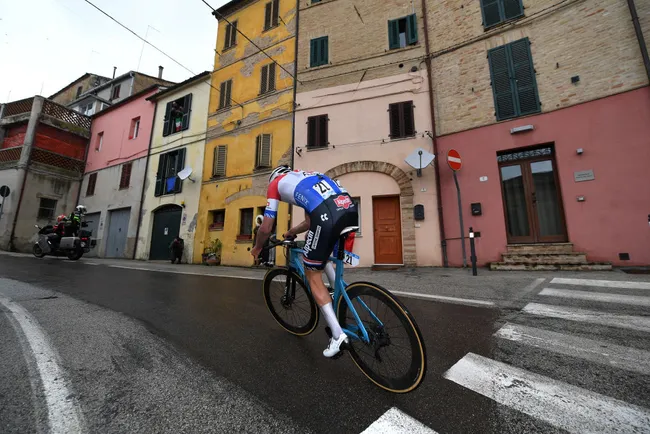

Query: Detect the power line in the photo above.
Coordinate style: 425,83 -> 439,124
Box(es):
82,0 -> 245,108
200,0 -> 301,84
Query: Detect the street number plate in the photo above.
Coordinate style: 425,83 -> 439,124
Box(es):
343,250 -> 360,267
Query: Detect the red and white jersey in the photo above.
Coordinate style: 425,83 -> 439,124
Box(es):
264,170 -> 346,218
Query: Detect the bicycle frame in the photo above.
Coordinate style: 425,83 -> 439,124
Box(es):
284,246 -> 383,344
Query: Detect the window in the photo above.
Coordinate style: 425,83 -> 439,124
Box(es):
155,148 -> 186,196
255,134 -> 272,169
37,198 -> 57,220
82,103 -> 94,116
481,0 -> 524,29
119,162 -> 132,190
163,94 -> 193,136
260,63 -> 276,95
310,37 -> 329,68
238,208 -> 254,240
352,197 -> 361,235
212,145 -> 227,178
264,0 -> 280,31
307,114 -> 328,148
95,132 -> 103,151
86,173 -> 97,196
388,14 -> 417,50
209,209 -> 225,231
488,38 -> 540,121
219,80 -> 232,109
224,21 -> 237,50
111,84 -> 121,100
388,101 -> 415,139
76,86 -> 83,98
129,117 -> 141,139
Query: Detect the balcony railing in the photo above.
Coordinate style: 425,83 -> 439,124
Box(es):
31,148 -> 85,175
1,97 -> 91,133
0,147 -> 22,164
2,98 -> 33,117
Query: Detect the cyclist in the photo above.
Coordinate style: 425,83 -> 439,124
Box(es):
251,165 -> 358,358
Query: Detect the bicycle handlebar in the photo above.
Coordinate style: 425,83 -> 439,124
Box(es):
247,236 -> 297,252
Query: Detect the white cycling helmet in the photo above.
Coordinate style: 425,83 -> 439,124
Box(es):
269,165 -> 291,183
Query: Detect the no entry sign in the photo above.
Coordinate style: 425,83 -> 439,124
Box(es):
447,149 -> 462,171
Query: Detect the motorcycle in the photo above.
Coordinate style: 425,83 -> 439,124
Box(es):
32,220 -> 95,260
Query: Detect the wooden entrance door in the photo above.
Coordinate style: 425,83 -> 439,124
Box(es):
498,147 -> 567,244
372,195 -> 403,264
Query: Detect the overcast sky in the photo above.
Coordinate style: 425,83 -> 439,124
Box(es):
0,0 -> 229,102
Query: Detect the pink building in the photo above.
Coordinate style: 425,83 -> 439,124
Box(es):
80,85 -> 162,258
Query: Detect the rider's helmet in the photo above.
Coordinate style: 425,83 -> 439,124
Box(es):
56,215 -> 67,223
269,165 -> 291,183
75,205 -> 87,215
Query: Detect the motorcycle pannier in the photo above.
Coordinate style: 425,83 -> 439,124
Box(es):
59,237 -> 80,249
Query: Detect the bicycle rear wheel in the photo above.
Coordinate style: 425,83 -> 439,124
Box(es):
263,268 -> 319,336
337,281 -> 426,393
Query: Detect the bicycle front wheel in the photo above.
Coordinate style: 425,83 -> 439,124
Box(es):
337,281 -> 427,393
263,268 -> 319,336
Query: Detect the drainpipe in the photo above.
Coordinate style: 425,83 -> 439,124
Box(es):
288,0 -> 300,231
421,0 -> 448,267
9,96 -> 44,251
627,0 -> 650,84
132,99 -> 158,259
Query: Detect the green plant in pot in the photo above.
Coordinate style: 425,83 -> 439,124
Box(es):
203,238 -> 223,265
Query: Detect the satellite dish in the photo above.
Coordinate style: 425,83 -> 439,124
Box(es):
405,148 -> 435,177
177,167 -> 195,182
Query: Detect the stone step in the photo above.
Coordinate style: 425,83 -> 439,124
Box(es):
501,252 -> 588,265
506,243 -> 574,254
489,262 -> 612,271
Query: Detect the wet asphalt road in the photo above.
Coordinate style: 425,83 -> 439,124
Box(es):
2,255 -> 649,433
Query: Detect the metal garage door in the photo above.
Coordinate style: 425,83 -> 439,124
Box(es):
105,208 -> 131,258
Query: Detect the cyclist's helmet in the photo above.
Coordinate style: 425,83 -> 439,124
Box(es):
269,165 -> 291,183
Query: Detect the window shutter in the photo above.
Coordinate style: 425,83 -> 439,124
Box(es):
481,0 -> 502,28
310,39 -> 318,67
402,102 -> 415,136
230,21 -> 237,46
388,19 -> 400,50
155,155 -> 165,196
307,116 -> 317,147
503,0 -> 524,20
260,65 -> 269,94
182,93 -> 192,130
86,173 -> 97,196
162,102 -> 172,137
509,38 -> 540,116
225,80 -> 232,107
320,37 -> 328,65
406,14 -> 418,45
224,24 -> 231,49
213,145 -> 227,177
173,148 -> 186,193
388,103 -> 401,138
255,135 -> 262,167
264,2 -> 272,30
268,63 -> 276,92
261,134 -> 271,167
120,163 -> 132,189
318,115 -> 328,147
219,82 -> 226,109
488,46 -> 516,120
272,0 -> 279,27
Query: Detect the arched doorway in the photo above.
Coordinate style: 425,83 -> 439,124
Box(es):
149,205 -> 182,260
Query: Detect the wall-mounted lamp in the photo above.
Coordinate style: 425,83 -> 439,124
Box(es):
510,125 -> 534,134
576,148 -> 584,155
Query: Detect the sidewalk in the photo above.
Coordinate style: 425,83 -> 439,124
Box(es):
2,251 -> 649,310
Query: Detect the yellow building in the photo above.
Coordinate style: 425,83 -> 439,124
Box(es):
194,0 -> 296,266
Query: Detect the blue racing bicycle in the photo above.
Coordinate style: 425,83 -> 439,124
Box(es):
260,229 -> 427,393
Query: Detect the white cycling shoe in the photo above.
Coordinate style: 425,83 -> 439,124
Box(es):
323,333 -> 348,358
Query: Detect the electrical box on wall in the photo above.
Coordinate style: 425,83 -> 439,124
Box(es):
414,204 -> 425,221
471,203 -> 482,216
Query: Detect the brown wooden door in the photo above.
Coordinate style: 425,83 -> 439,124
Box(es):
499,154 -> 567,244
372,196 -> 403,264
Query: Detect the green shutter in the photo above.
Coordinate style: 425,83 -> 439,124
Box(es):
406,14 -> 418,45
310,39 -> 318,67
181,94 -> 192,131
388,19 -> 400,49
154,154 -> 165,196
310,37 -> 328,67
174,148 -> 186,193
488,46 -> 517,120
503,0 -> 524,21
508,38 -> 540,116
320,37 -> 328,65
481,0 -> 502,28
162,102 -> 172,137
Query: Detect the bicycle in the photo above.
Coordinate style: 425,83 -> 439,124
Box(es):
258,228 -> 427,393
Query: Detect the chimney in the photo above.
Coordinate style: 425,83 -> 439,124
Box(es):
113,66 -> 117,79
158,66 -> 164,79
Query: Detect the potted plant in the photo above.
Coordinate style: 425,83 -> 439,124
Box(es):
203,238 -> 222,266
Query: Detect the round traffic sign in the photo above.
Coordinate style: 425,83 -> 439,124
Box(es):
0,185 -> 9,198
447,149 -> 462,171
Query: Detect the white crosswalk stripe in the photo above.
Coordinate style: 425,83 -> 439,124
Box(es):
361,407 -> 437,434
445,276 -> 650,433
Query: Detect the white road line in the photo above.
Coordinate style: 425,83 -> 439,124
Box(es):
550,278 -> 650,290
390,290 -> 496,307
495,323 -> 650,375
539,288 -> 650,307
361,407 -> 436,434
108,265 -> 261,280
522,303 -> 650,333
444,353 -> 650,433
0,296 -> 85,433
